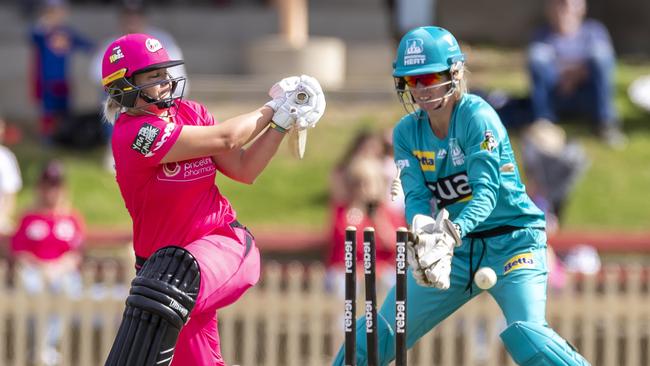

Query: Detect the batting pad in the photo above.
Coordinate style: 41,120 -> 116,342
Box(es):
104,246 -> 201,366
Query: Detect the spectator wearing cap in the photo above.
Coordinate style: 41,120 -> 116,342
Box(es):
10,160 -> 85,365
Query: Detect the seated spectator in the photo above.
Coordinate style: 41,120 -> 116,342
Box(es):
0,116 -> 22,235
527,0 -> 626,148
10,159 -> 84,365
521,119 -> 589,230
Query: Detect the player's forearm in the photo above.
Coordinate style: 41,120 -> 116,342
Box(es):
162,106 -> 274,163
220,106 -> 274,149
454,183 -> 498,235
234,127 -> 285,184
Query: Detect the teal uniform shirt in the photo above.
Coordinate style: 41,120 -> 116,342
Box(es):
393,93 -> 545,235
331,93 -> 591,366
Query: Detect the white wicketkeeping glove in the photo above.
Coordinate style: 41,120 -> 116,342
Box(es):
410,209 -> 462,289
406,214 -> 435,287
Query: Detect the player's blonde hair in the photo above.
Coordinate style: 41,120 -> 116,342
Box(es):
102,97 -> 125,124
452,63 -> 469,99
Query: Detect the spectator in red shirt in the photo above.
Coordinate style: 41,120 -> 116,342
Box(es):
326,132 -> 406,296
10,159 -> 84,366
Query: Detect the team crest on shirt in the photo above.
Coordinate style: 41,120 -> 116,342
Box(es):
480,130 -> 498,152
449,138 -> 464,166
131,123 -> 161,156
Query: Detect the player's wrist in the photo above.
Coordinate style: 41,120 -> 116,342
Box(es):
269,121 -> 288,134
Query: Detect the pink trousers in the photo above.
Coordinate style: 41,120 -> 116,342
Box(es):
170,229 -> 260,366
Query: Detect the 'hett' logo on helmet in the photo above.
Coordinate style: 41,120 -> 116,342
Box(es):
404,38 -> 426,65
145,38 -> 163,52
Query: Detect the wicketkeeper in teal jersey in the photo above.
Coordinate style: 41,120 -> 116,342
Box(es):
332,26 -> 590,366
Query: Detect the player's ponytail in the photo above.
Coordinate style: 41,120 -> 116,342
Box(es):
102,97 -> 123,124
452,63 -> 468,99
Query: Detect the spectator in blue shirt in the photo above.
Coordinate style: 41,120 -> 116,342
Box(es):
527,0 -> 626,148
29,0 -> 93,142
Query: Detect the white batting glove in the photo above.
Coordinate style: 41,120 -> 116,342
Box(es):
293,75 -> 326,129
268,76 -> 301,100
264,76 -> 301,130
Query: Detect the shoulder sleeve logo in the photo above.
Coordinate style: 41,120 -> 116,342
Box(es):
131,123 -> 161,156
480,130 -> 498,152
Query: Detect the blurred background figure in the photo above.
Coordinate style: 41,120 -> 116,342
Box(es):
527,0 -> 625,148
521,119 -> 589,233
326,130 -> 406,296
29,0 -> 94,143
385,0 -> 436,47
90,0 -> 187,172
0,116 -> 23,236
91,0 -> 187,90
381,127 -> 405,213
10,160 -> 85,366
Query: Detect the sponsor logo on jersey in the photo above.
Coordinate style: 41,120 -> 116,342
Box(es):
480,130 -> 498,152
145,123 -> 175,157
157,157 -> 216,182
436,148 -> 447,159
404,38 -> 426,66
109,46 -> 124,63
503,253 -> 535,274
412,150 -> 435,171
131,123 -> 161,156
162,162 -> 181,177
396,159 -> 410,170
426,171 -> 472,208
449,138 -> 464,166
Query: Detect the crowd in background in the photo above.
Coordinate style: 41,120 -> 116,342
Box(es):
2,0 -> 621,291
0,0 -> 642,363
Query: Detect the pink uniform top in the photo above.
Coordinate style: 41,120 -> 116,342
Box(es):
112,100 -> 238,258
11,210 -> 85,261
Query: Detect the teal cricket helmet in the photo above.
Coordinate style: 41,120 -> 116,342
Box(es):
393,26 -> 465,77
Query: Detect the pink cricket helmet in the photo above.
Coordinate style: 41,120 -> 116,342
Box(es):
101,33 -> 184,108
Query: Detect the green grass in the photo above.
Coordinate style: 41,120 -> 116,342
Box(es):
9,51 -> 650,232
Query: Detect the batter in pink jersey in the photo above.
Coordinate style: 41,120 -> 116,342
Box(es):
100,33 -> 326,366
